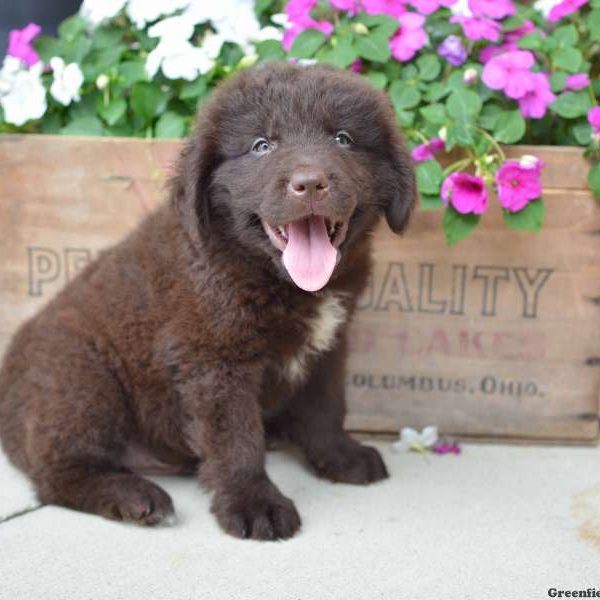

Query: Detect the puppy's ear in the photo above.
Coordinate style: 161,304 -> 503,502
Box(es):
383,137 -> 419,234
171,117 -> 221,243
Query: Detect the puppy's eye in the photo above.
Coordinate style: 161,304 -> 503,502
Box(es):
335,131 -> 354,146
252,138 -> 272,155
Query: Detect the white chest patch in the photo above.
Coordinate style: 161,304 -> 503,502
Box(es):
283,293 -> 348,384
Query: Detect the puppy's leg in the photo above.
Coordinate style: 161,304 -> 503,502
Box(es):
269,338 -> 389,485
181,363 -> 301,541
13,332 -> 174,526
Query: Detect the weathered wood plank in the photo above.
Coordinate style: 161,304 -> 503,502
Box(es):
0,135 -> 598,442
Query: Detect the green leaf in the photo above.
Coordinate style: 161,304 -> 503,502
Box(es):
180,77 -> 208,100
551,91 -> 593,119
58,15 -> 86,40
448,119 -> 474,147
255,0 -> 277,14
390,81 -> 421,112
420,103 -> 446,125
355,14 -> 399,38
503,200 -> 545,231
420,195 -> 443,211
354,33 -> 391,63
92,26 -> 123,49
118,60 -> 147,86
97,97 -> 127,126
416,54 -> 441,82
571,122 -> 592,145
478,103 -> 503,130
60,116 -> 104,136
329,36 -> 359,68
443,206 -> 480,246
425,82 -> 449,102
416,160 -> 443,195
255,39 -> 286,62
289,29 -> 325,58
550,71 -> 568,93
446,90 -> 482,120
494,110 -> 526,144
589,163 -> 600,201
589,10 -> 600,39
396,110 -> 414,128
130,82 -> 167,122
552,47 -> 583,73
517,32 -> 544,50
552,24 -> 578,47
364,71 -> 387,89
155,111 -> 186,138
34,36 -> 63,63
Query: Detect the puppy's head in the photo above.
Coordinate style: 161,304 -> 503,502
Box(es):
176,62 -> 416,292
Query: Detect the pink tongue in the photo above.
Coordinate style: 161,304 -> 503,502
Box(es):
283,216 -> 337,292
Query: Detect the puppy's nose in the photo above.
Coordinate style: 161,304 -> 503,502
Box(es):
288,168 -> 329,202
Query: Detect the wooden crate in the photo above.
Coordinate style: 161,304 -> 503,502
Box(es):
0,135 -> 598,443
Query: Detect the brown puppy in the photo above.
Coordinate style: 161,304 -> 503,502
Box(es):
0,63 -> 416,540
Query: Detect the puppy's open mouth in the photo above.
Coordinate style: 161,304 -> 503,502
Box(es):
261,216 -> 349,292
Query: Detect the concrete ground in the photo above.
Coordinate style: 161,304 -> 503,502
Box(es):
1,439 -> 599,600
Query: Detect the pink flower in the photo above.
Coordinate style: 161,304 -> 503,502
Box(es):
411,138 -> 445,162
7,23 -> 41,66
479,42 -> 517,63
330,0 -> 361,11
410,0 -> 457,14
442,172 -> 489,215
518,72 -> 556,119
548,0 -> 588,22
451,16 -> 501,41
432,442 -> 462,455
496,158 -> 545,213
362,0 -> 409,17
469,0 -> 515,19
588,107 -> 600,134
505,20 -> 537,44
482,50 -> 535,99
390,12 -> 427,62
350,59 -> 363,73
283,0 -> 335,51
564,73 -> 590,91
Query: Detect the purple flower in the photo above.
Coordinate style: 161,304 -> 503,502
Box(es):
548,0 -> 588,22
482,50 -> 535,99
350,58 -> 363,73
411,138 -> 445,162
496,158 -> 545,213
588,107 -> 600,134
390,12 -> 427,62
564,73 -> 590,91
518,72 -> 556,119
432,442 -> 462,455
7,23 -> 41,66
469,0 -> 516,19
438,35 -> 467,66
451,16 -> 501,42
442,172 -> 489,215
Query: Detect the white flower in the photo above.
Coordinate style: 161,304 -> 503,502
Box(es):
49,57 -> 84,106
450,0 -> 472,17
201,32 -> 227,60
533,0 -> 563,17
0,57 -> 47,126
126,0 -> 191,29
271,13 -> 290,28
520,155 -> 542,169
80,0 -> 127,26
210,2 -> 264,52
255,26 -> 283,43
438,126 -> 448,142
96,73 -> 110,90
463,67 -> 478,85
392,426 -> 438,453
148,14 -> 196,41
145,39 -> 213,80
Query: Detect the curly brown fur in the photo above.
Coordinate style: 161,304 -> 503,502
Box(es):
0,63 -> 416,540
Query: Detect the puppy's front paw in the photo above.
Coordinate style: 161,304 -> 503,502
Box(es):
311,439 -> 389,485
212,478 -> 301,541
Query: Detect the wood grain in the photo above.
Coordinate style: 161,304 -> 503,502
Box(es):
0,135 -> 598,442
